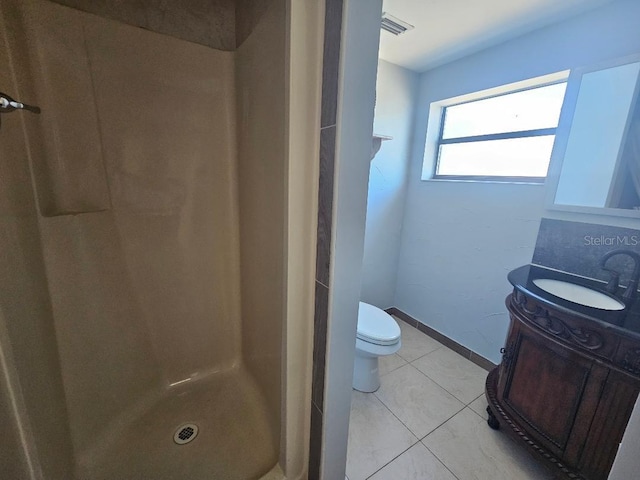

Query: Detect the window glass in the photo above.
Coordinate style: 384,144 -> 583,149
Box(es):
437,136 -> 556,178
432,80 -> 567,181
442,83 -> 567,139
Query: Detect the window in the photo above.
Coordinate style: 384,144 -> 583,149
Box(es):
432,80 -> 567,182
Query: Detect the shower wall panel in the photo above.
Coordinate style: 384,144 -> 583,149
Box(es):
21,2 -> 111,217
83,12 -> 241,384
1,0 -> 290,475
12,0 -> 242,461
236,0 -> 285,440
0,2 -> 75,477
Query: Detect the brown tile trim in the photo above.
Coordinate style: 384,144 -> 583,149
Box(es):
469,351 -> 497,372
315,126 -> 336,287
387,307 -> 418,328
308,404 -> 323,480
320,0 -> 344,128
310,0 -> 344,477
386,307 -> 497,372
312,281 -> 329,411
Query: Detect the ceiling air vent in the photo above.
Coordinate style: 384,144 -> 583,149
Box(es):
381,13 -> 414,36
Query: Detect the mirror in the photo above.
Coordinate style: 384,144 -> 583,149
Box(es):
547,55 -> 640,217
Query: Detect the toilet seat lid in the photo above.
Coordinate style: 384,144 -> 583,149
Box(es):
357,302 -> 400,346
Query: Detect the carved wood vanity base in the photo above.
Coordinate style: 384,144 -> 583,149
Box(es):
486,404 -> 500,430
485,368 -> 585,480
485,290 -> 640,480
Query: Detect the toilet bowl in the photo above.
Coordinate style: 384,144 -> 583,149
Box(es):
353,302 -> 401,393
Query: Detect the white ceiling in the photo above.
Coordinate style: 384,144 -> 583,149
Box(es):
379,0 -> 614,72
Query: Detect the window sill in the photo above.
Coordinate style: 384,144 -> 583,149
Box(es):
421,177 -> 546,186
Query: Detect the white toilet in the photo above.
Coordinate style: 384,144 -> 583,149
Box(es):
353,302 -> 401,392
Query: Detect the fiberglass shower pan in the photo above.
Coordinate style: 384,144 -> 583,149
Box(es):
0,0 -> 303,478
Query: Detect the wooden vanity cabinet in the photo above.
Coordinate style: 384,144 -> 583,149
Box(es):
486,291 -> 640,480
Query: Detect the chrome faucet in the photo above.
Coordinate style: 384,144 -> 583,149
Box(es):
600,249 -> 640,303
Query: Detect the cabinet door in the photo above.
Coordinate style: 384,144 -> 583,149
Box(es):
497,317 -> 604,461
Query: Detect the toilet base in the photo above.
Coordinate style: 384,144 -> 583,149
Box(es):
352,354 -> 381,393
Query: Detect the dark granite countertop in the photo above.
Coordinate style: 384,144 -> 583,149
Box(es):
508,264 -> 640,339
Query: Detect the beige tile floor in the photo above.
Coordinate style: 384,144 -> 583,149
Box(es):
346,318 -> 554,480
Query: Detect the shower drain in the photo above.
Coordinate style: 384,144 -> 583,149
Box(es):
173,423 -> 199,445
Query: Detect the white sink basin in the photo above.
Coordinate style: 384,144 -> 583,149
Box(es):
533,278 -> 625,311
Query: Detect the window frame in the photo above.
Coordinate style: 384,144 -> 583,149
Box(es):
424,73 -> 570,184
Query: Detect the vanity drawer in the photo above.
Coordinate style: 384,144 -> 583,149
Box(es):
510,291 -> 619,362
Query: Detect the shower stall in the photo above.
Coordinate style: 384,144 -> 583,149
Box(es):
0,0 -> 320,478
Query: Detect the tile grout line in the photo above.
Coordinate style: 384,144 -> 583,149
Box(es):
410,367 -> 484,406
353,314 -> 550,480
371,388 -> 420,444
421,405 -> 555,480
401,328 -> 489,396
466,403 -> 490,421
390,310 -> 497,372
355,393 -> 417,479
396,343 -> 443,364
418,404 -> 467,442
378,337 -> 486,422
363,387 -> 465,480
421,441 -> 463,480
352,323 -> 488,479
373,365 -> 467,441
349,382 -> 422,479
363,442 -> 416,480
379,360 -> 407,378
467,393 -> 485,406
396,317 -> 495,377
362,386 -> 435,477
406,358 -> 483,408
407,337 -> 487,373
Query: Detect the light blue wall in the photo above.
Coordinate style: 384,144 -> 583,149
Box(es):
361,60 -> 419,308
394,0 -> 640,363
